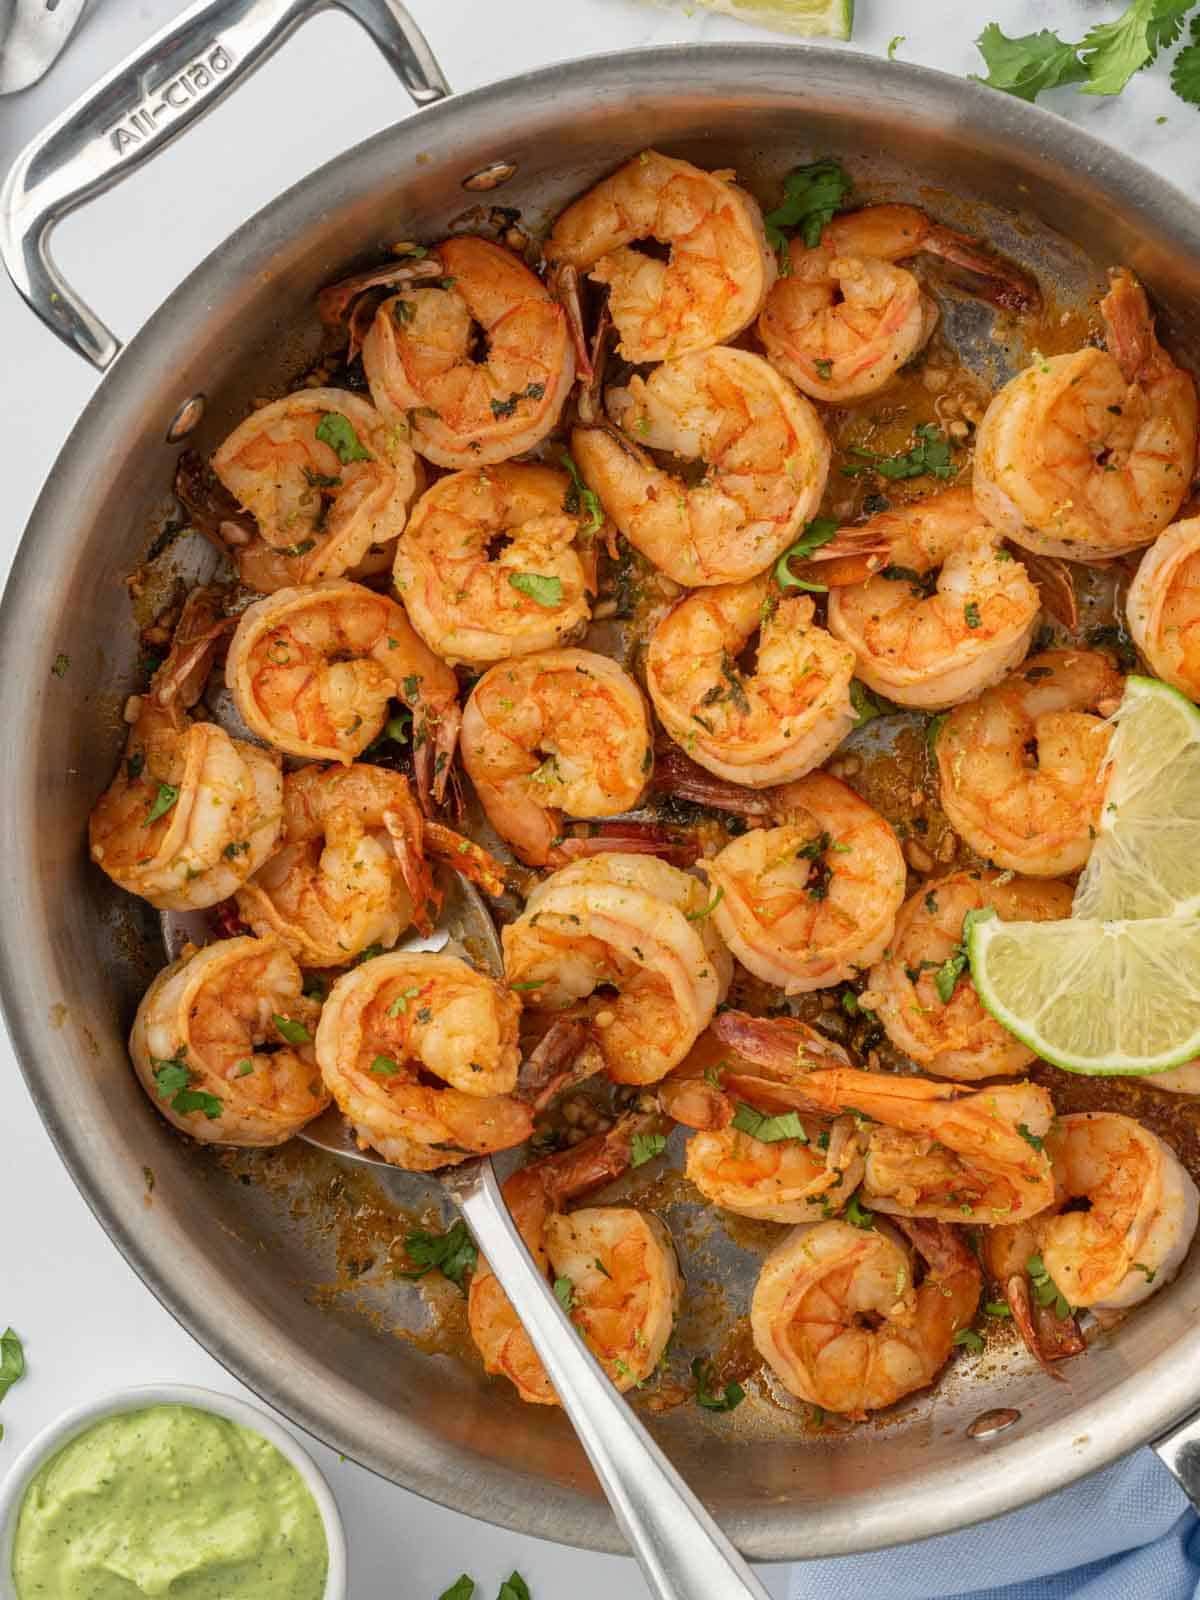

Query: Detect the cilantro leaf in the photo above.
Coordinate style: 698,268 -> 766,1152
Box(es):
496,1576 -> 531,1600
272,1014 -> 311,1045
850,680 -> 892,730
144,782 -> 180,826
631,1132 -> 667,1167
171,1087 -> 224,1120
774,517 -> 839,592
953,1328 -> 985,1354
508,572 -> 563,608
437,1578 -> 475,1600
553,1275 -> 576,1312
691,1356 -> 745,1412
1171,16 -> 1200,102
972,24 -> 1088,102
560,450 -> 603,536
1027,1252 -> 1072,1319
0,1328 -> 25,1404
315,411 -> 372,465
1081,0 -> 1192,96
845,423 -> 955,483
731,1102 -> 808,1145
764,159 -> 853,251
152,1056 -> 191,1098
846,1190 -> 875,1230
1017,1122 -> 1045,1153
400,1220 -> 477,1294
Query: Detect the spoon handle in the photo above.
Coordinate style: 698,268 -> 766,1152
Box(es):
455,1163 -> 771,1600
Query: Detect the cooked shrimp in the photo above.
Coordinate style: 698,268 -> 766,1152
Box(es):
211,388 -> 422,585
461,649 -> 651,867
645,576 -> 855,786
572,346 -> 830,587
759,205 -> 1036,403
90,589 -> 282,911
1138,1061 -> 1200,1094
825,492 -> 1040,710
502,854 -> 731,1084
129,935 -> 328,1146
1127,517 -> 1200,701
545,150 -> 775,363
704,772 -> 906,993
986,1113 -> 1199,1314
974,269 -> 1198,560
686,1113 -> 865,1224
362,236 -> 574,468
751,1216 -> 981,1417
712,1014 -> 1056,1223
468,1119 -> 682,1403
394,464 -> 592,666
235,763 -> 502,968
866,870 -> 1074,1080
225,579 -> 459,807
935,648 -> 1123,876
314,951 -> 530,1170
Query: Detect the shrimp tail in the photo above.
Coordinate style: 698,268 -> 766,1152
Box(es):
921,225 -> 1042,315
892,1215 -> 977,1279
516,1021 -> 604,1110
777,524 -> 893,590
1005,1273 -> 1084,1379
649,742 -> 773,818
658,1068 -> 733,1131
174,451 -> 259,558
381,803 -> 442,937
1021,550 -> 1078,629
549,262 -> 595,387
414,702 -> 462,817
423,819 -> 508,898
712,1009 -> 853,1074
150,587 -> 237,716
316,253 -> 445,349
527,1107 -> 662,1208
1100,268 -> 1160,385
552,819 -> 695,866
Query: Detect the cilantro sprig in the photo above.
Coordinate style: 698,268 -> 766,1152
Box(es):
691,1356 -> 745,1413
842,423 -> 955,484
399,1220 -> 478,1294
763,160 -> 853,256
974,5 -> 1200,107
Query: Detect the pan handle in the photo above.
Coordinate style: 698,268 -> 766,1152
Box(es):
1153,1408 -> 1200,1510
0,0 -> 450,371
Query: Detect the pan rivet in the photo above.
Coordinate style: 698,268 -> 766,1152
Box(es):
462,161 -> 518,192
166,395 -> 206,443
967,1408 -> 1021,1440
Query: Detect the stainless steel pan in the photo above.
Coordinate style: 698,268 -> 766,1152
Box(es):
5,0 -> 1200,1560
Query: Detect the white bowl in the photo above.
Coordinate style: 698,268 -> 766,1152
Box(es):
0,1384 -> 347,1599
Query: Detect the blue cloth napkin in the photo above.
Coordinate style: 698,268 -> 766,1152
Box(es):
788,1449 -> 1198,1599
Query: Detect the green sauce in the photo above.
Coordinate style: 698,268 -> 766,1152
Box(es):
11,1404 -> 328,1599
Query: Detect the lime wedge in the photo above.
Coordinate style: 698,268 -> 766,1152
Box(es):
969,676 -> 1200,1075
691,0 -> 854,39
968,911 -> 1200,1075
1072,676 -> 1200,921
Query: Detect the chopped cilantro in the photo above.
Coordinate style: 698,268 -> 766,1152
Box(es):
691,1356 -> 745,1412
399,1220 -> 477,1294
0,1328 -> 25,1405
315,411 -> 372,464
631,1132 -> 667,1167
560,450 -> 603,536
846,1190 -> 875,1229
775,517 -> 839,592
144,782 -> 180,826
1017,1122 -> 1045,1153
509,572 -> 563,608
272,1014 -> 311,1045
553,1275 -> 576,1312
731,1102 -> 808,1144
954,1328 -> 985,1354
763,159 -> 853,251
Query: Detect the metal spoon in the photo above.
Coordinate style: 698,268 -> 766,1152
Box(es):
438,1150 -> 772,1600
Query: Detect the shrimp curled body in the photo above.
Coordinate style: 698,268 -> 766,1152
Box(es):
314,951 -> 530,1170
461,649 -> 651,867
394,464 -> 592,665
935,649 -> 1123,877
646,579 -> 855,787
363,237 -> 574,469
226,579 -> 460,806
502,854 -> 732,1084
826,491 -> 1040,710
1126,517 -> 1200,702
130,936 -> 328,1146
705,773 -> 906,993
573,347 -> 830,587
974,270 -> 1197,561
751,1217 -> 982,1417
545,150 -> 775,363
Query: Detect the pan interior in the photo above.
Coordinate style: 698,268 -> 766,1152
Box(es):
7,49 -> 1200,1559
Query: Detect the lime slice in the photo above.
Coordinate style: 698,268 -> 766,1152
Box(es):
691,0 -> 854,39
1072,676 -> 1200,921
968,911 -> 1200,1075
969,676 -> 1200,1075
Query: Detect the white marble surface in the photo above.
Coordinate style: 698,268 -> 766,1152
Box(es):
0,3 -> 1195,1598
